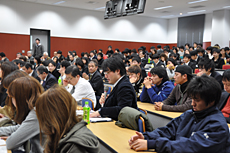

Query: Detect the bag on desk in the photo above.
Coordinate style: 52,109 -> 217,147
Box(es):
115,107 -> 154,132
0,117 -> 15,127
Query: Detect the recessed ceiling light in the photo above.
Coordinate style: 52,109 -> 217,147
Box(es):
180,13 -> 183,15
223,6 -> 230,8
95,7 -> 106,10
160,15 -> 174,18
188,10 -> 206,14
154,6 -> 173,10
53,1 -> 65,5
188,0 -> 207,4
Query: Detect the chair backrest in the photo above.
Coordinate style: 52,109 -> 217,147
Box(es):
139,108 -> 147,115
138,116 -> 146,133
82,98 -> 94,110
223,65 -> 230,70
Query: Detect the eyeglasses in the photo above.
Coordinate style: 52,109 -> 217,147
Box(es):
104,71 -> 111,75
65,77 -> 73,81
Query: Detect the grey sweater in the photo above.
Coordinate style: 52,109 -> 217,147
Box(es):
0,109 -> 44,153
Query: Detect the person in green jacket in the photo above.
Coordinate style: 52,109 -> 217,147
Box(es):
36,85 -> 100,153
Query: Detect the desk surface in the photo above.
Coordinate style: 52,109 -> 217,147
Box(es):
137,102 -> 182,119
87,121 -> 155,153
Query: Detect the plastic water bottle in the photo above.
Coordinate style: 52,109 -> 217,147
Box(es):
83,102 -> 90,124
58,77 -> 62,85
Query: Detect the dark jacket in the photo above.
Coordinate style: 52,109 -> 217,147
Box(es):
42,73 -> 57,91
80,65 -> 89,77
162,82 -> 192,112
218,91 -> 230,123
211,71 -> 224,90
50,69 -> 60,81
106,50 -> 114,55
0,89 -> 7,107
89,71 -> 104,97
140,81 -> 174,104
141,58 -> 147,68
212,57 -> 225,69
155,61 -> 165,68
97,59 -> 104,68
143,106 -> 230,153
57,121 -> 100,153
99,76 -> 138,120
32,43 -> 44,57
184,61 -> 196,72
31,70 -> 41,82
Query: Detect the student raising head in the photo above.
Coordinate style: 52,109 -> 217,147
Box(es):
35,85 -> 100,153
0,76 -> 44,152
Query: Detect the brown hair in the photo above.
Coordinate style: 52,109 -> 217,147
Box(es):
128,65 -> 142,77
35,85 -> 81,153
2,70 -> 28,119
8,76 -> 43,124
0,61 -> 18,92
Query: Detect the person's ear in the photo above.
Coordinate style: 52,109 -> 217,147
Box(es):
115,69 -> 120,75
137,73 -> 140,78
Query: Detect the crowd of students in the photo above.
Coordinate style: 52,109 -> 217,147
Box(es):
0,42 -> 230,152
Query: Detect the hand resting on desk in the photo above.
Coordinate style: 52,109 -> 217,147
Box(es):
155,102 -> 164,111
129,131 -> 147,151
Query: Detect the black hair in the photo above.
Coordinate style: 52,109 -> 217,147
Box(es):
48,60 -> 56,67
132,56 -> 141,63
179,46 -> 184,50
183,54 -> 191,59
37,65 -> 48,74
166,58 -> 177,66
97,53 -> 103,58
17,52 -> 22,55
127,65 -> 142,76
198,58 -> 215,73
222,69 -> 230,82
102,57 -> 126,76
34,56 -> 41,64
194,42 -> 198,45
19,56 -> 27,62
157,45 -> 161,49
82,57 -> 89,65
89,59 -> 98,67
75,58 -> 84,68
190,50 -> 198,56
65,65 -> 80,77
150,54 -> 160,59
131,49 -> 137,54
150,67 -> 169,83
60,60 -> 71,69
35,38 -> 40,41
187,75 -> 221,106
185,43 -> 190,47
13,59 -> 25,67
138,47 -> 143,51
115,48 -> 120,52
108,46 -> 112,48
172,47 -> 178,53
197,48 -> 205,53
24,62 -> 33,70
90,51 -> 95,55
0,52 -> 6,57
112,53 -> 125,61
81,52 -> 84,58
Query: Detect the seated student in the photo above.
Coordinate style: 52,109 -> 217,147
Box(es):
183,54 -> 196,72
166,58 -> 177,80
64,65 -> 96,107
155,65 -> 193,112
84,60 -> 104,110
90,57 -> 137,120
75,58 -> 88,77
47,60 -> 60,81
129,75 -> 229,152
190,50 -> 200,65
58,60 -> 71,85
13,59 -> 25,71
140,67 -> 174,104
151,54 -> 164,67
22,62 -> 40,82
197,48 -> 208,59
138,50 -> 147,68
218,69 -> 230,123
37,65 -> 57,91
35,85 -> 100,153
212,48 -> 225,69
131,56 -> 147,80
0,77 -> 44,152
197,58 -> 224,89
97,53 -> 104,68
127,65 -> 143,101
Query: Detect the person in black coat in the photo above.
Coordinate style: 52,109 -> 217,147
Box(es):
151,54 -> 165,67
97,53 -> 104,68
22,62 -> 41,82
75,58 -> 88,77
37,65 -> 57,91
48,60 -> 60,81
197,58 -> 223,90
106,46 -> 114,55
90,57 -> 137,120
84,60 -> 104,110
32,38 -> 44,57
212,48 -> 225,69
183,54 -> 196,72
218,69 -> 230,123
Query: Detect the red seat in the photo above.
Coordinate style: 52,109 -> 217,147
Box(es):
148,72 -> 151,77
194,69 -> 199,74
222,65 -> 230,70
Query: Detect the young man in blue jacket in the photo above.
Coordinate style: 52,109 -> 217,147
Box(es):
129,75 -> 230,153
140,67 -> 174,103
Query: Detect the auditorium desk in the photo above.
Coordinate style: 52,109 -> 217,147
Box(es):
87,121 -> 155,153
137,102 -> 182,129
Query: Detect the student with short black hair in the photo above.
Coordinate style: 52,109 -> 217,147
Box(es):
212,48 -> 225,69
129,75 -> 229,153
58,60 -> 71,85
155,65 -> 193,112
106,45 -> 114,55
0,52 -> 9,62
166,58 -> 177,80
22,62 -> 40,82
178,46 -> 185,58
183,54 -> 196,71
37,65 -> 57,91
64,65 -> 96,107
97,53 -> 104,67
75,58 -> 88,77
197,58 -> 223,89
131,56 -> 147,80
206,46 -> 213,59
190,50 -> 200,65
140,67 -> 174,103
90,57 -> 137,120
151,54 -> 164,67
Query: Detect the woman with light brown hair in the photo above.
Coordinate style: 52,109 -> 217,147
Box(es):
0,76 -> 44,153
35,85 -> 100,153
